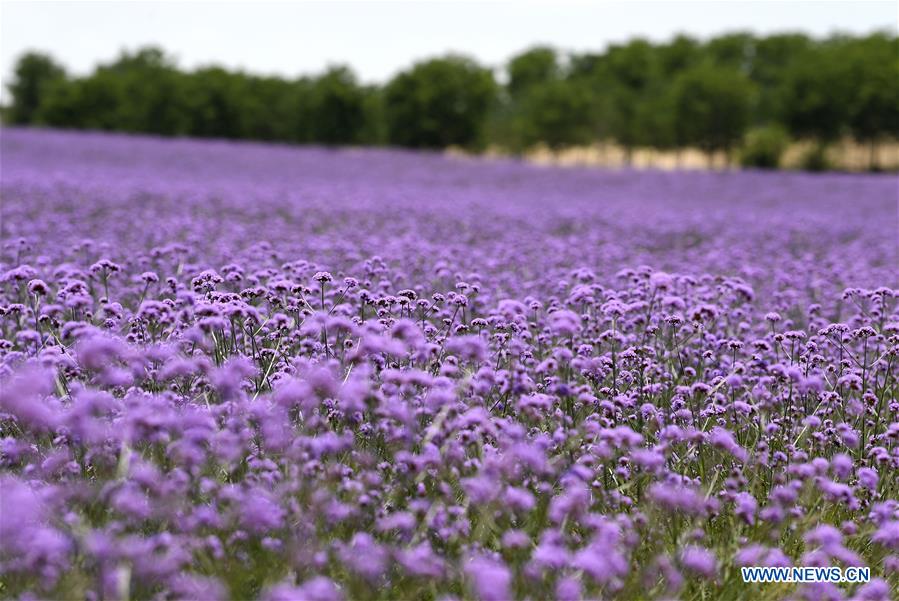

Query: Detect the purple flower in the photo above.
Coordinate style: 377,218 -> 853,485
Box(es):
573,542 -> 628,584
169,574 -> 227,601
462,474 -> 501,505
680,546 -> 716,578
648,482 -> 706,516
854,578 -> 892,601
500,529 -> 530,549
237,489 -> 285,534
858,467 -> 878,491
445,335 -> 488,363
734,492 -> 757,525
397,542 -> 445,579
0,367 -> 58,430
805,524 -> 843,551
548,483 -> 591,523
263,577 -> 343,601
337,533 -> 387,581
465,554 -> 512,601
27,279 -> 50,296
830,453 -> 853,480
0,476 -> 71,583
872,521 -> 899,550
1,127 -> 896,601
548,309 -> 581,336
708,427 -> 747,462
555,576 -> 582,601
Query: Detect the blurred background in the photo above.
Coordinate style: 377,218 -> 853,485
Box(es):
1,0 -> 897,171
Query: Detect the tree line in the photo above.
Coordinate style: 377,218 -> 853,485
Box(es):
4,32 -> 898,169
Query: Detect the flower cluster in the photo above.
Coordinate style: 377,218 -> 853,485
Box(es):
0,128 -> 897,600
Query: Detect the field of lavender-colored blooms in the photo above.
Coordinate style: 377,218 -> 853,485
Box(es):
0,127 -> 897,601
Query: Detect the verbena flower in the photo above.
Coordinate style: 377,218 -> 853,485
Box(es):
1,129 -> 896,600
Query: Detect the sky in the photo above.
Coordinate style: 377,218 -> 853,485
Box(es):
1,0 -> 896,89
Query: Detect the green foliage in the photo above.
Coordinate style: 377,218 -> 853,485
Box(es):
358,87 -> 387,146
843,34 -> 899,146
604,39 -> 659,91
705,32 -> 754,69
103,48 -> 190,135
656,35 -> 702,77
383,56 -> 497,149
748,33 -> 812,121
578,40 -> 667,158
183,67 -> 251,139
306,67 -> 368,145
778,41 -> 852,142
635,92 -> 677,151
515,80 -> 594,150
774,34 -> 899,149
5,51 -> 66,124
797,143 -> 832,172
507,46 -> 559,98
4,32 -> 898,166
672,65 -> 754,155
740,125 -> 790,169
241,76 -> 297,142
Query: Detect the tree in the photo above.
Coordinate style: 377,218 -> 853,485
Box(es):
101,48 -> 189,135
672,65 -> 754,162
358,87 -> 387,146
515,79 -> 593,149
38,71 -> 123,130
183,67 -> 250,139
740,125 -> 790,169
383,56 -> 496,149
602,40 -> 659,161
634,91 -> 677,154
604,39 -> 657,90
307,67 -> 367,145
6,32 -> 898,166
749,33 -> 811,122
6,52 -> 67,124
657,35 -> 701,77
507,47 -> 559,98
31,79 -> 81,127
502,47 -> 591,151
705,32 -> 755,71
844,35 -> 899,168
242,75 -> 296,142
565,53 -> 615,143
779,40 -> 852,143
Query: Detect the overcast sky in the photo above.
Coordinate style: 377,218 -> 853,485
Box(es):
1,0 -> 896,87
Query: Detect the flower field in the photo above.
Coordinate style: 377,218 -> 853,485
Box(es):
0,128 -> 897,600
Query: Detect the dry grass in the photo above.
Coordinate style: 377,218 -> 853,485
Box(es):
454,139 -> 899,172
